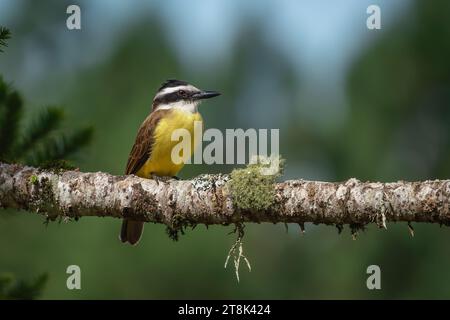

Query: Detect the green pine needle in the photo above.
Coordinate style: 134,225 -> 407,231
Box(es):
28,126 -> 94,165
0,75 -> 8,104
0,27 -> 11,53
0,89 -> 23,158
14,107 -> 64,158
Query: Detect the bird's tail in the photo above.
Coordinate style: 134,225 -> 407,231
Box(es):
120,219 -> 144,245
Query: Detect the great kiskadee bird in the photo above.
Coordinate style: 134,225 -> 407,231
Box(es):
120,79 -> 221,245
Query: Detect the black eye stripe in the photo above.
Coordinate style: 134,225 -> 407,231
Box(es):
155,92 -> 179,104
153,90 -> 193,107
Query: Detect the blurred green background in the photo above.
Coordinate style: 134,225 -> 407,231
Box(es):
1,0 -> 450,299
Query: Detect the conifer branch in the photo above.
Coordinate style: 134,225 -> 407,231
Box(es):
14,107 -> 64,158
0,90 -> 23,158
0,27 -> 11,52
26,126 -> 94,165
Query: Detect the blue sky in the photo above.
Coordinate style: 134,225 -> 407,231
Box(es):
0,0 -> 411,128
0,0 -> 411,80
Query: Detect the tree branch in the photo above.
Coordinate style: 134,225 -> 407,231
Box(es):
1,162 -> 450,229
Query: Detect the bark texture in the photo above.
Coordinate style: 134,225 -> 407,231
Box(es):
1,162 -> 450,228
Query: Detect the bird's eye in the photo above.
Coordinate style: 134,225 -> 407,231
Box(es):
178,90 -> 187,97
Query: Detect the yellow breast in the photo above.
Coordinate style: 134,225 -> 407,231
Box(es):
136,109 -> 202,178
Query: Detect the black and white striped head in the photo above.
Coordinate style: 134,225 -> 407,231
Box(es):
152,79 -> 221,112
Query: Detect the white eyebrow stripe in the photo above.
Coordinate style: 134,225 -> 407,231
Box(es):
155,85 -> 199,98
156,100 -> 200,113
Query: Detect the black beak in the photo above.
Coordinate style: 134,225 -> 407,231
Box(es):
192,90 -> 221,100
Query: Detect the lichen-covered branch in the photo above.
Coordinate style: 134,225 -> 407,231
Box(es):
1,162 -> 450,230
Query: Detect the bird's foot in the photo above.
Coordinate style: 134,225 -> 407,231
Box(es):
151,174 -> 170,185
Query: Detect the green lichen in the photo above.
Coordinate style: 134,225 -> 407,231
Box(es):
39,159 -> 76,173
191,174 -> 217,192
165,214 -> 197,241
349,222 -> 366,240
29,176 -> 59,222
335,223 -> 344,234
29,175 -> 38,185
227,155 -> 285,211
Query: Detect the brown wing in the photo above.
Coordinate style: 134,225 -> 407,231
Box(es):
125,109 -> 169,175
